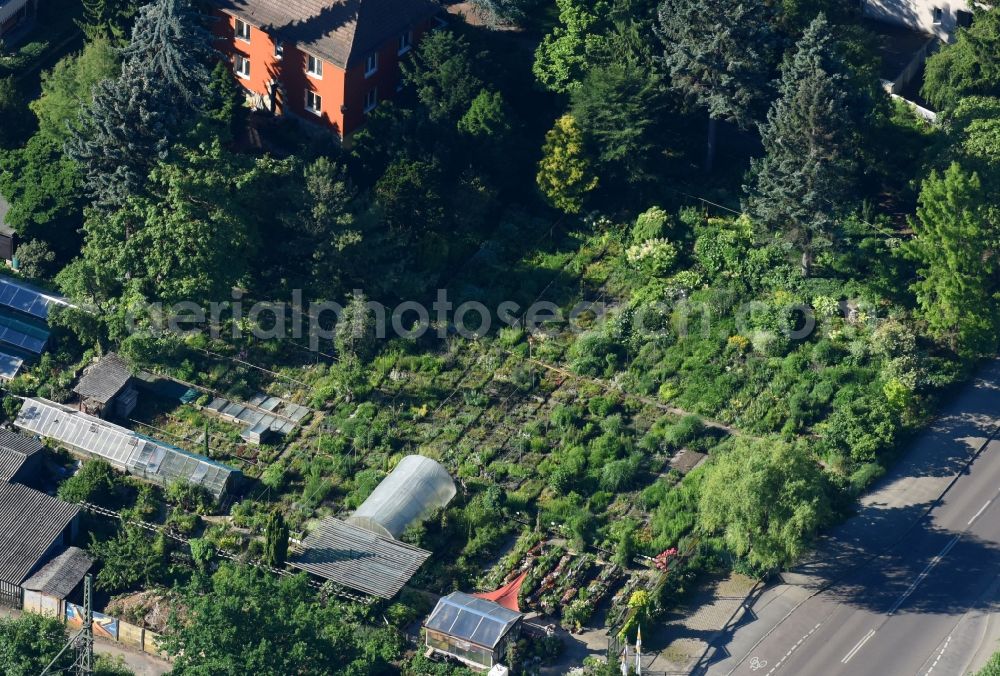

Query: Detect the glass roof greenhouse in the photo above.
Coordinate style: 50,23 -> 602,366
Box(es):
424,592 -> 523,650
346,454 -> 456,539
15,397 -> 241,500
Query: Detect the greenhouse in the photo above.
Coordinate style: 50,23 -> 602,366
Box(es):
15,397 -> 241,500
346,454 -> 456,539
424,592 -> 523,670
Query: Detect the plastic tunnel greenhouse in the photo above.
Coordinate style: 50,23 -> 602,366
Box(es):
346,455 -> 456,539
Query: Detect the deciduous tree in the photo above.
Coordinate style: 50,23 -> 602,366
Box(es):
699,437 -> 831,570
902,163 -> 1000,356
533,0 -> 610,93
923,8 -> 1000,111
160,564 -> 404,674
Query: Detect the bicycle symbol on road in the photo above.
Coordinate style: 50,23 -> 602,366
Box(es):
749,656 -> 768,671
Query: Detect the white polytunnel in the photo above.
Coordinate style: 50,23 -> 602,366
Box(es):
346,454 -> 457,539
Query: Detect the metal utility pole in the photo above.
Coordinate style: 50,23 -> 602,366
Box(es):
40,574 -> 94,676
79,573 -> 94,676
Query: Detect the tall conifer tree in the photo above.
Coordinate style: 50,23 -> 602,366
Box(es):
744,14 -> 858,276
68,0 -> 213,210
657,0 -> 776,170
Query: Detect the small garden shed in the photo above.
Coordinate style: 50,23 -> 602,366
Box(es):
73,352 -> 138,419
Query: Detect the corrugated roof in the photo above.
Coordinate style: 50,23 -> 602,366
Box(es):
0,428 -> 43,456
0,449 -> 26,482
15,398 -> 241,500
0,429 -> 42,482
289,517 -> 430,598
213,0 -> 440,68
0,482 -> 79,585
21,546 -> 92,599
73,352 -> 133,404
424,592 -> 522,649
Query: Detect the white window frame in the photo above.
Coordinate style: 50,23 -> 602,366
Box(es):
365,52 -> 378,77
364,87 -> 377,113
274,40 -> 284,59
234,18 -> 250,42
307,54 -> 323,79
305,90 -> 322,115
234,54 -> 250,79
398,30 -> 412,55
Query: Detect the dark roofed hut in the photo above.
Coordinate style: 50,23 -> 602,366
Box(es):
0,481 -> 80,607
73,352 -> 138,419
21,546 -> 92,618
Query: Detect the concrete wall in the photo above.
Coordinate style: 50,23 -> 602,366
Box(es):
863,0 -> 971,41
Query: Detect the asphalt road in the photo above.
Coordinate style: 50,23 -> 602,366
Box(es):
702,359 -> 1000,676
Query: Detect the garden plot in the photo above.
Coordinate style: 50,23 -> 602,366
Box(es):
202,392 -> 311,444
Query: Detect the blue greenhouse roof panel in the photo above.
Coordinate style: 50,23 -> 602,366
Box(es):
0,276 -> 72,321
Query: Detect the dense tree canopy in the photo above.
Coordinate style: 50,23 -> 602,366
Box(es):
68,0 -> 213,208
0,613 -> 133,676
161,564 -> 404,675
657,0 -> 776,167
923,8 -> 1000,111
0,77 -> 32,149
699,437 -> 832,570
0,39 -> 119,258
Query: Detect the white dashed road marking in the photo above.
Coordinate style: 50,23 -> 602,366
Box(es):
925,634 -> 952,675
762,623 -> 822,675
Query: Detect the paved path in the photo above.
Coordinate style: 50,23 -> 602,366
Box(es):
0,605 -> 171,675
698,358 -> 1000,676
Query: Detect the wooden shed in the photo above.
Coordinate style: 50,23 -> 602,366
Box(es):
21,546 -> 93,618
73,352 -> 138,419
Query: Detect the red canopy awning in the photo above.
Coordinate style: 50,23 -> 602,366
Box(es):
472,571 -> 527,612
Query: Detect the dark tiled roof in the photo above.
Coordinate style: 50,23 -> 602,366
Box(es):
289,517 -> 430,598
0,429 -> 43,456
73,352 -> 132,404
0,450 -> 26,482
0,430 -> 42,482
21,546 -> 92,599
0,482 -> 78,585
213,0 -> 440,68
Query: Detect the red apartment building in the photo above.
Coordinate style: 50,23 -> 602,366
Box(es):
210,0 -> 441,138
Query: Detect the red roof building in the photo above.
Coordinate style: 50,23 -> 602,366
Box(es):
210,0 -> 441,138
